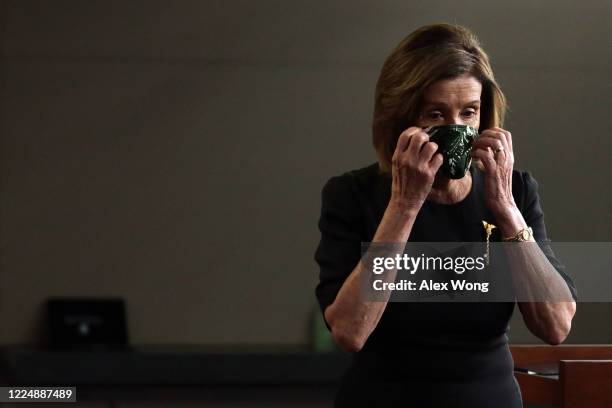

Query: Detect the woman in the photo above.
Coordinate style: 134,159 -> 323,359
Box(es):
314,24 -> 577,407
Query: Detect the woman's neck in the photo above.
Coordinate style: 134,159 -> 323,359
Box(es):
427,172 -> 472,204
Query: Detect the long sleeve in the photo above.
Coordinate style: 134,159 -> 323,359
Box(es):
515,171 -> 578,301
314,173 -> 364,322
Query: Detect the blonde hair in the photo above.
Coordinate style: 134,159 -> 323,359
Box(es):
373,23 -> 507,173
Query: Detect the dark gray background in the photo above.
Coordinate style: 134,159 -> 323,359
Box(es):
0,0 -> 610,346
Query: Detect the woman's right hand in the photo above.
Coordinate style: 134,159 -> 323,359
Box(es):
325,127 -> 443,352
390,126 -> 443,211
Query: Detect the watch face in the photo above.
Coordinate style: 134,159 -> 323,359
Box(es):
521,229 -> 530,240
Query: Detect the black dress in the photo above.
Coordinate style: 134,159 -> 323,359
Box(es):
314,163 -> 577,408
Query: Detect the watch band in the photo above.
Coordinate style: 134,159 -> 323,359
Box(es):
502,226 -> 533,242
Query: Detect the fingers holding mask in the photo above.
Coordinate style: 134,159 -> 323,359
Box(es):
472,128 -> 514,169
393,127 -> 438,169
420,139 -> 438,161
390,127 -> 443,207
393,127 -> 421,165
471,145 -> 497,172
406,130 -> 430,161
473,130 -> 505,154
395,127 -> 422,152
488,127 -> 513,153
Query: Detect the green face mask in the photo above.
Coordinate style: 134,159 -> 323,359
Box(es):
427,124 -> 479,179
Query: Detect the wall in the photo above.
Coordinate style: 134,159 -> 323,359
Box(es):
0,0 -> 611,346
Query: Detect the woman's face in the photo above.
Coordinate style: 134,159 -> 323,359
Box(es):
416,74 -> 482,130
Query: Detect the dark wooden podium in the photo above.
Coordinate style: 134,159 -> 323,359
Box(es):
511,345 -> 612,408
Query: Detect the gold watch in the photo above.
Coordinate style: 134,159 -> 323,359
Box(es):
502,227 -> 533,242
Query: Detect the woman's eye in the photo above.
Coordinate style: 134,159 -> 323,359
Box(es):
429,111 -> 443,119
462,110 -> 476,118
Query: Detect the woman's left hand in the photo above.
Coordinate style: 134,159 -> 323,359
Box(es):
471,127 -> 519,220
